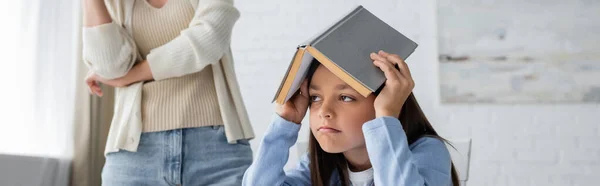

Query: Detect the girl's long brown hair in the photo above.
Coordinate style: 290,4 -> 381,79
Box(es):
306,61 -> 460,186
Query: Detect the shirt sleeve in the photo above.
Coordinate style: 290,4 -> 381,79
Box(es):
242,114 -> 312,186
362,117 -> 453,186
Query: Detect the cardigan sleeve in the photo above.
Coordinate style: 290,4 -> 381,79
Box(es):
81,0 -> 138,79
145,0 -> 240,80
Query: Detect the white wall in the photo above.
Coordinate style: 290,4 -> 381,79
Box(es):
231,0 -> 600,185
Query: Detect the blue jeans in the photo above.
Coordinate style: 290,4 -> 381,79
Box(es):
101,126 -> 253,186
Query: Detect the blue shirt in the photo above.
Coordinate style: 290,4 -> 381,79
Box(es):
243,114 -> 453,186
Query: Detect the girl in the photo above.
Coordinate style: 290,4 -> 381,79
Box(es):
82,0 -> 254,185
243,50 -> 459,186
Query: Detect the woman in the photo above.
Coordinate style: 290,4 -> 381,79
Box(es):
243,51 -> 459,186
82,0 -> 254,185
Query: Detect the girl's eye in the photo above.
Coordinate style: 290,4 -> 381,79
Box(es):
341,96 -> 355,102
310,96 -> 322,102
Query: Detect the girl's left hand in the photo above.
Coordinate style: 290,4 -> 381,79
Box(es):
370,50 -> 415,118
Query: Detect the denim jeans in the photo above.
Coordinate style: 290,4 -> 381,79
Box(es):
101,125 -> 253,186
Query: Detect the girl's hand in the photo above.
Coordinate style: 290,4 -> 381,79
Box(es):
370,50 -> 415,118
275,80 -> 310,124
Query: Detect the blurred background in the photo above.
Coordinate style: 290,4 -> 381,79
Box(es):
0,0 -> 598,185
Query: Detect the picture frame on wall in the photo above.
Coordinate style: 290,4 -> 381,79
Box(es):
438,0 -> 600,103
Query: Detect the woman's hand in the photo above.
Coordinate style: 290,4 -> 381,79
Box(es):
85,71 -> 129,97
85,71 -> 103,97
85,60 -> 154,96
370,50 -> 415,118
275,80 -> 310,124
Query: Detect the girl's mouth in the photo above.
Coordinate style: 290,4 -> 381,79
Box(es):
318,126 -> 341,133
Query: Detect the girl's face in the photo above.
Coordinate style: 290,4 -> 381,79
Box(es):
309,65 -> 376,153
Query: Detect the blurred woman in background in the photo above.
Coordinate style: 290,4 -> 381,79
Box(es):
82,0 -> 254,185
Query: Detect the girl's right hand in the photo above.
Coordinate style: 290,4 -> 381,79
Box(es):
371,50 -> 415,118
275,80 -> 310,124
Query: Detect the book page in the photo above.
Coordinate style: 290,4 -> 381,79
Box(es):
284,50 -> 314,102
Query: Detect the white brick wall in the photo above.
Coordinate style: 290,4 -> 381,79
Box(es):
231,0 -> 600,185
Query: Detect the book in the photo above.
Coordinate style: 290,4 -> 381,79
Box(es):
273,5 -> 418,104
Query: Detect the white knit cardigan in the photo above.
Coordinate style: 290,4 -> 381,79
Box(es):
82,0 -> 254,155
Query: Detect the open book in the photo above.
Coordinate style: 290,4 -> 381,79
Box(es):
273,5 -> 418,104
